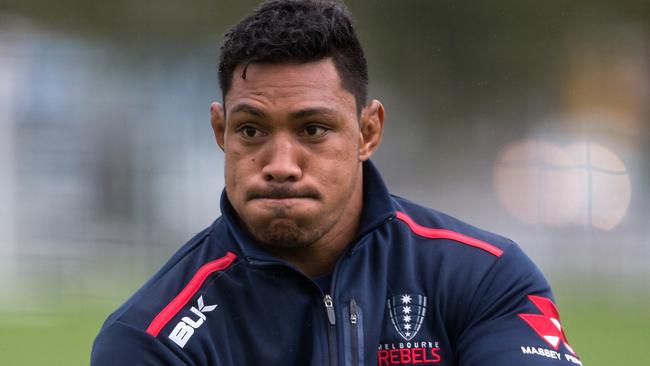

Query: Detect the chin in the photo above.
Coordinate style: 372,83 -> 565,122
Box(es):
255,225 -> 316,249
245,217 -> 327,249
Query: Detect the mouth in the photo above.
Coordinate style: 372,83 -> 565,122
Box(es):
253,197 -> 314,208
246,187 -> 320,202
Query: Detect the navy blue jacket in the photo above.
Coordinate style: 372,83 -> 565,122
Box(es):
91,161 -> 581,365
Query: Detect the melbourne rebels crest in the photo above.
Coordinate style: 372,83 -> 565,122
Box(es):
387,294 -> 427,341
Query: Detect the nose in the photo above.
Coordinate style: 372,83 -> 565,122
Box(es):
261,133 -> 303,183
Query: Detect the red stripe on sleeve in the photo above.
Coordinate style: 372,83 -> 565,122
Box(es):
395,211 -> 503,257
146,251 -> 237,337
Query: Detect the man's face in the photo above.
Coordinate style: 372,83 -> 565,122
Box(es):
212,58 -> 382,249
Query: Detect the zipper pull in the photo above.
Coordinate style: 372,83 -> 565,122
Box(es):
324,294 -> 336,325
349,298 -> 358,324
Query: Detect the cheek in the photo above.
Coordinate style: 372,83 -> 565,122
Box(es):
314,128 -> 360,161
224,149 -> 256,196
309,138 -> 360,192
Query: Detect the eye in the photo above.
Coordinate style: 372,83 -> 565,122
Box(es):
237,125 -> 265,139
302,125 -> 329,138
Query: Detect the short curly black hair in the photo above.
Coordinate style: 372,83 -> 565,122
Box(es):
218,0 -> 368,111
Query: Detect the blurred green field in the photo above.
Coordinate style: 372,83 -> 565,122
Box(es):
0,286 -> 647,365
557,297 -> 650,365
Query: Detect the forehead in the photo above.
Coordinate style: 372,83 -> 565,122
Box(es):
224,58 -> 356,116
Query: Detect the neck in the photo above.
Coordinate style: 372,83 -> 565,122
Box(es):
269,212 -> 360,277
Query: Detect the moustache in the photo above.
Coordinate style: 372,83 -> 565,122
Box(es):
246,186 -> 321,201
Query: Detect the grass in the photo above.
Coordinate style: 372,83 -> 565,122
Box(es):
0,287 -> 647,365
557,295 -> 650,365
0,306 -> 111,365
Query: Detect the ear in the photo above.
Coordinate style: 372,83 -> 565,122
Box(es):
210,102 -> 226,151
358,99 -> 385,161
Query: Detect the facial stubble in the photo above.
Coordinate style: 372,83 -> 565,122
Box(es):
243,164 -> 361,250
243,203 -> 341,249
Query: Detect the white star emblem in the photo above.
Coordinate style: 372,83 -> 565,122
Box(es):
401,295 -> 412,304
403,315 -> 411,322
405,331 -> 411,337
402,306 -> 411,314
404,323 -> 412,330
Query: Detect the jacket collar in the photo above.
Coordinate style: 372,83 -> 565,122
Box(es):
220,160 -> 396,262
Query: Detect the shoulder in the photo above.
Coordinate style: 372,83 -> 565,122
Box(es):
389,195 -> 515,259
387,195 -> 546,296
97,218 -> 237,335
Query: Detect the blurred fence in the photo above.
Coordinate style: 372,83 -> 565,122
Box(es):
0,0 -> 648,319
1,2 -> 649,365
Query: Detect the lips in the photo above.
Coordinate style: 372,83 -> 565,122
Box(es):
246,186 -> 320,201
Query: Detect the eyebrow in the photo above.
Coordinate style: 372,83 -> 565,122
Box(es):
229,104 -> 339,120
229,104 -> 267,118
289,107 -> 338,120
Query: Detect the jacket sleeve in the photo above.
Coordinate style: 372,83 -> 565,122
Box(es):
91,321 -> 192,366
455,243 -> 582,366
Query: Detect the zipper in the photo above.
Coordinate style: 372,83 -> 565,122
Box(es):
323,294 -> 338,366
349,298 -> 359,366
324,294 -> 336,325
250,258 -> 339,365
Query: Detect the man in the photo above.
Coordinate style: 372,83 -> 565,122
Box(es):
92,1 -> 582,365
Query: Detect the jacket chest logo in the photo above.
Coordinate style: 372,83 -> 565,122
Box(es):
387,294 -> 427,341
